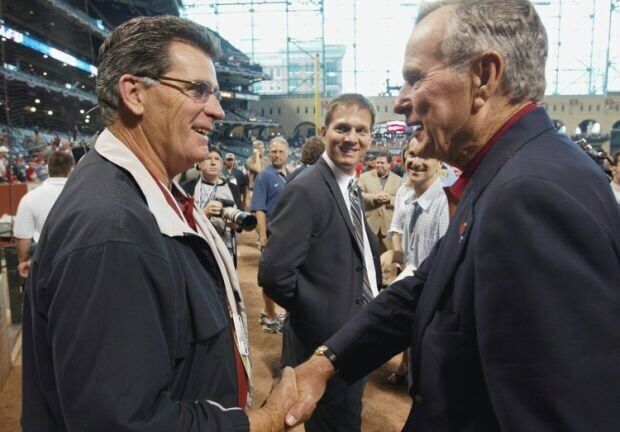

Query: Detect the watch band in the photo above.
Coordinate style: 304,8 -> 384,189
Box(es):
314,345 -> 338,366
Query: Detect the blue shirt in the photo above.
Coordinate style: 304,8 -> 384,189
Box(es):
250,165 -> 287,219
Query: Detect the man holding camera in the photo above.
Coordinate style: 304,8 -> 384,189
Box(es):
182,148 -> 243,265
251,136 -> 290,333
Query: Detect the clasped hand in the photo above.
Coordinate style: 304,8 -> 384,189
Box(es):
249,356 -> 335,431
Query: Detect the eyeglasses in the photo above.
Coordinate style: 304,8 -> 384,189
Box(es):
141,75 -> 221,103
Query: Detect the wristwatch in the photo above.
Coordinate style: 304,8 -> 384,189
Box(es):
314,345 -> 338,368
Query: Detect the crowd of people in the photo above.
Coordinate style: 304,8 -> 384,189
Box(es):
12,1 -> 620,432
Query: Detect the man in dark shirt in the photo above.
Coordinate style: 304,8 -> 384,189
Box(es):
21,15 -> 296,432
222,152 -> 248,207
251,136 -> 290,333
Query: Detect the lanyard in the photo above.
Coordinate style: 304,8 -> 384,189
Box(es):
198,179 -> 219,208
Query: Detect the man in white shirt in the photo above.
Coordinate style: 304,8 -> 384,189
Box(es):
388,139 -> 449,273
13,151 -> 74,277
381,137 -> 449,385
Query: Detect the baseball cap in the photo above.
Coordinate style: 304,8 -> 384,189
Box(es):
0,145 -> 8,153
225,153 -> 235,160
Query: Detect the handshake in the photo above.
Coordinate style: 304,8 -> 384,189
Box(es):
247,355 -> 336,431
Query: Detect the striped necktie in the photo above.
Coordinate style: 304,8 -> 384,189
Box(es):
348,179 -> 374,303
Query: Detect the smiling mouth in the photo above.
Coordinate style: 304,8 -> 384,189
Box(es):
192,127 -> 210,136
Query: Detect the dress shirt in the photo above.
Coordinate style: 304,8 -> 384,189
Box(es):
390,177 -> 449,269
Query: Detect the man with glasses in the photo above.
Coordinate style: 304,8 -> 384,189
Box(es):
21,16 -> 296,432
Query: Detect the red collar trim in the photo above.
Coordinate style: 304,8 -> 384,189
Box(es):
449,102 -> 537,200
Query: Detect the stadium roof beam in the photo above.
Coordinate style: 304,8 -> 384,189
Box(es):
0,67 -> 98,104
38,0 -> 111,39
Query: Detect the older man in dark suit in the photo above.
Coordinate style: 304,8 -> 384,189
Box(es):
284,1 -> 620,431
259,94 -> 381,432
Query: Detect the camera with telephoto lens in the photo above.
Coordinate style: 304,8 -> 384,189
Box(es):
215,198 -> 257,231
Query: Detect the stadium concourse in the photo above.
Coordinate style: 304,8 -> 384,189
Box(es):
0,231 -> 411,432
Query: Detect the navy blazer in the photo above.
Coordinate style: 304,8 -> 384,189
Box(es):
327,108 -> 620,431
259,157 -> 382,344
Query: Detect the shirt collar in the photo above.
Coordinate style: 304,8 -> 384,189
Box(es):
43,177 -> 68,186
409,177 -> 443,211
94,128 -> 196,237
450,102 -> 537,200
322,152 -> 355,190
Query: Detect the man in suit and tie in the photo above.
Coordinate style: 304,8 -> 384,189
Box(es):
259,93 -> 381,432
284,1 -> 620,431
357,150 -> 402,252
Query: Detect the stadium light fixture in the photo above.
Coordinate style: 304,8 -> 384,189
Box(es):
47,110 -> 53,116
80,109 -> 85,114
43,72 -> 47,76
30,107 -> 36,113
34,99 -> 40,104
85,119 -> 90,124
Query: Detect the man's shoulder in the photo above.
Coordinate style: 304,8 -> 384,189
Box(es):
358,170 -> 376,181
45,150 -> 161,251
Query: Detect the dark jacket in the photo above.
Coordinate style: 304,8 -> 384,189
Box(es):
327,107 -> 620,431
258,157 -> 382,344
22,148 -> 248,431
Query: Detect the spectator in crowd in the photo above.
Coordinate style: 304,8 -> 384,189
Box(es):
0,145 -> 8,183
245,139 -> 270,190
21,15 -> 296,432
182,148 -> 243,265
288,136 -> 324,183
251,136 -> 290,333
285,1 -> 620,430
391,155 -> 405,177
611,150 -> 620,203
362,153 -> 376,172
222,152 -> 249,207
381,137 -> 449,385
259,94 -> 381,432
358,150 -> 402,252
13,156 -> 28,182
13,151 -> 75,278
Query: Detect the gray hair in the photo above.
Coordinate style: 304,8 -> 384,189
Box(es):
96,15 -> 220,124
269,136 -> 289,149
417,0 -> 548,103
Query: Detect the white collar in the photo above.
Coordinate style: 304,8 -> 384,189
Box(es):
43,177 -> 68,186
94,128 -> 196,238
322,152 -> 355,190
409,177 -> 444,211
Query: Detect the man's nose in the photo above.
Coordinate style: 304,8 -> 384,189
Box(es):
204,97 -> 225,120
344,129 -> 359,142
394,84 -> 411,115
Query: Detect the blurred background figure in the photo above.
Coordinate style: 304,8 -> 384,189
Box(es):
288,136 -> 325,183
13,151 -> 74,278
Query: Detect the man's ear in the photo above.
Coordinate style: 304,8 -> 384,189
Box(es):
471,51 -> 504,111
320,125 -> 327,138
117,74 -> 147,117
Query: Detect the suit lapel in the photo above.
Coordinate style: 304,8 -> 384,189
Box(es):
316,159 -> 364,258
410,107 -> 556,375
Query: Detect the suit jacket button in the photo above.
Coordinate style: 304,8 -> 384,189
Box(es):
414,394 -> 423,404
355,266 -> 363,272
355,297 -> 364,304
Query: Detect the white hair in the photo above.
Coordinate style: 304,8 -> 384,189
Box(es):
417,0 -> 548,103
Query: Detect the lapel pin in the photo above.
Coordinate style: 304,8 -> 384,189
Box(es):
458,222 -> 468,242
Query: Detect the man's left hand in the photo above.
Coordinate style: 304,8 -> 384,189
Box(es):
18,260 -> 31,278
